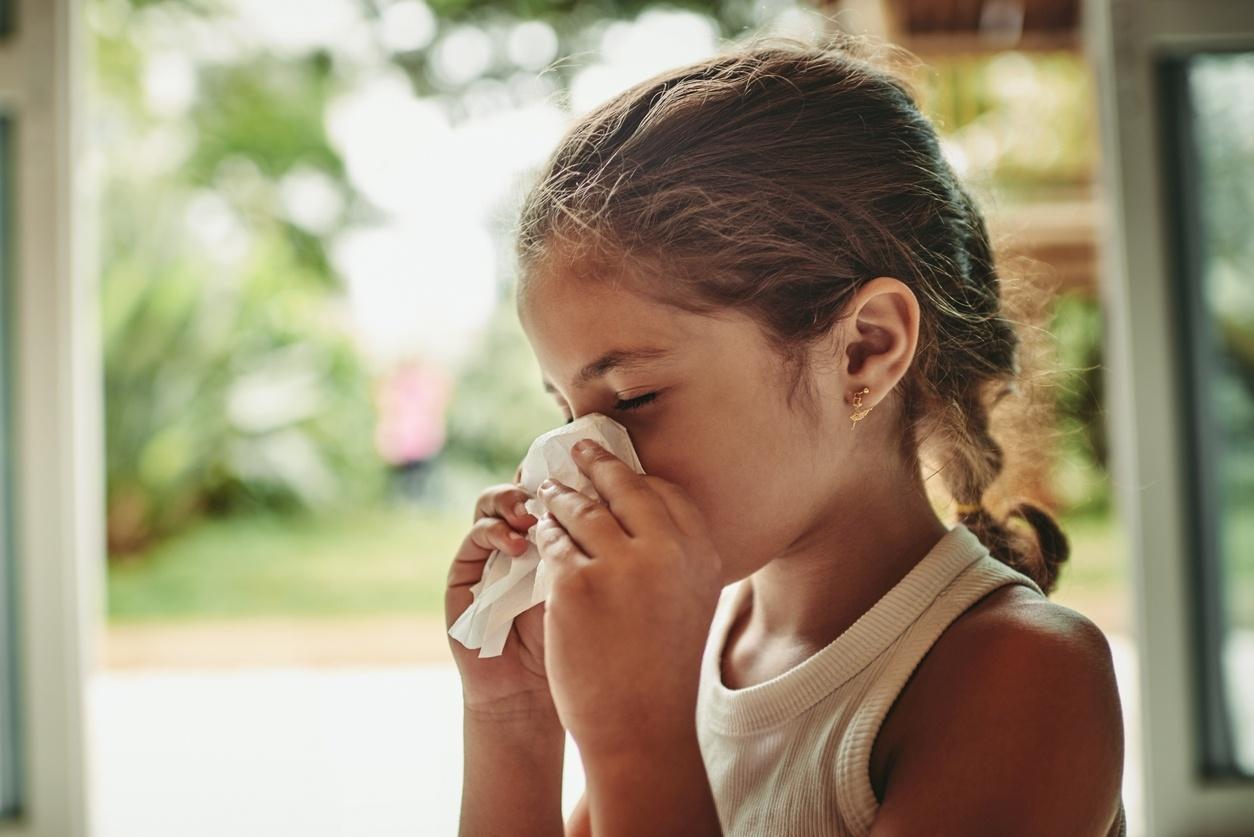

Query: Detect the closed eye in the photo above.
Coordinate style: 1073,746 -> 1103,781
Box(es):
563,392 -> 658,425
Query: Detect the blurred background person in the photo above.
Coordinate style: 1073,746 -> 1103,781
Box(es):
374,357 -> 452,502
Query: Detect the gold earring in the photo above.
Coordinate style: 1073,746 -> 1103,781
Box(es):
849,386 -> 872,430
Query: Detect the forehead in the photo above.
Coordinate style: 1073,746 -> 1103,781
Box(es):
518,271 -> 695,389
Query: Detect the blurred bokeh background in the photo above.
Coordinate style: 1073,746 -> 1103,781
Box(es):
76,0 -> 1250,834
97,0 -> 1119,653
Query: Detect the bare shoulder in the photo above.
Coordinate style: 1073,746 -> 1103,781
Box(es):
883,585 -> 1123,746
870,584 -> 1126,836
921,583 -> 1126,745
947,583 -> 1117,661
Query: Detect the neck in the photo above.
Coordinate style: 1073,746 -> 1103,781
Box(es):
740,472 -> 950,650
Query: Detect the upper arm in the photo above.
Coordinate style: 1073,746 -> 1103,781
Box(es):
869,605 -> 1125,837
565,790 -> 591,837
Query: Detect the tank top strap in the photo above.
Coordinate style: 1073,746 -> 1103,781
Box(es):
833,549 -> 1046,833
700,523 -> 1024,735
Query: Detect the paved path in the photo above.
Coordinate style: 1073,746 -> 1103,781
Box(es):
89,636 -> 1148,836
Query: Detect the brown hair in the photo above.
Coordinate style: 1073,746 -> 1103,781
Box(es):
512,32 -> 1070,594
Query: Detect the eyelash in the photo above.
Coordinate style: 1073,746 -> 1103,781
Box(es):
563,392 -> 657,424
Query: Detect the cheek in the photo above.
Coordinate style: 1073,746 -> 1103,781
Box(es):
656,456 -> 768,568
632,434 -> 730,530
700,440 -> 824,573
625,409 -> 811,575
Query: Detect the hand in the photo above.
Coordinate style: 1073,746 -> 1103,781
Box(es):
533,438 -> 724,759
445,470 -> 557,724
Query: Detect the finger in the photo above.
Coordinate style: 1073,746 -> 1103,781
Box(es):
474,484 -> 536,531
536,478 -> 627,559
448,517 -> 531,587
497,489 -> 538,531
534,513 -> 589,569
641,475 -> 704,540
568,439 -> 677,539
472,516 -> 531,560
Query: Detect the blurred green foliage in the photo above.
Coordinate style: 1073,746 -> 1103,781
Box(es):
1049,291 -> 1109,516
916,51 -> 1096,201
102,176 -> 386,553
94,0 -> 1113,566
94,3 -> 386,554
186,55 -> 343,187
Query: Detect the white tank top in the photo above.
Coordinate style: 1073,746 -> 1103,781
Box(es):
695,522 -> 1114,835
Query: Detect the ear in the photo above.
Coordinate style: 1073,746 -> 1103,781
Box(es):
841,276 -> 920,405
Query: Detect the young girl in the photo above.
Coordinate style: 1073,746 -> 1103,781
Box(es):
446,33 -> 1126,837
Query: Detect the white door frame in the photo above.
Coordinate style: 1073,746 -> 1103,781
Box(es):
1085,0 -> 1254,834
0,0 -> 97,834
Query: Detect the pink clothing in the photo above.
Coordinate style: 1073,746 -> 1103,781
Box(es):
374,362 -> 451,464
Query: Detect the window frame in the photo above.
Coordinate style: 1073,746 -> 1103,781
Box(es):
1085,0 -> 1254,831
0,0 -> 98,835
1157,47 -> 1254,782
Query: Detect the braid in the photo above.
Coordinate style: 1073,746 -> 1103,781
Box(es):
912,177 -> 1069,596
943,286 -> 1070,592
946,394 -> 1070,595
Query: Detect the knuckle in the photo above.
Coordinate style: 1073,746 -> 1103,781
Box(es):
571,502 -> 604,524
476,483 -> 515,503
471,516 -> 504,543
479,480 -> 528,513
499,490 -> 531,516
534,523 -> 561,549
540,529 -> 573,559
467,524 -> 490,549
584,447 -> 615,465
620,481 -> 654,503
472,494 -> 495,522
641,474 -> 671,491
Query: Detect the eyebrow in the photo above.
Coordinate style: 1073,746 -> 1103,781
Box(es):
541,346 -> 673,394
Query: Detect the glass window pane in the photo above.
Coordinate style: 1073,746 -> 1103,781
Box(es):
1166,50 -> 1254,778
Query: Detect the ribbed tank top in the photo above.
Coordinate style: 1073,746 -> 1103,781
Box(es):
695,522 -> 1083,836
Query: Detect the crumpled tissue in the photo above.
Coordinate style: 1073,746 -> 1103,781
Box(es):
447,412 -> 646,658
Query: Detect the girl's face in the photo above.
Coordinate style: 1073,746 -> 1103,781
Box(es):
518,271 -> 858,586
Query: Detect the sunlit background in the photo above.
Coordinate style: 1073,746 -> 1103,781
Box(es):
81,0 -> 1254,835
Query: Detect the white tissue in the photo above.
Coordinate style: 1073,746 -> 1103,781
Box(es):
447,413 -> 646,658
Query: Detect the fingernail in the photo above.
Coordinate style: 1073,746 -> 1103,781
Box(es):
573,438 -> 596,455
509,531 -> 525,541
539,479 -> 556,492
514,502 -> 527,518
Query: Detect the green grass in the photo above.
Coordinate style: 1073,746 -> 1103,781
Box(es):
106,500 -> 1127,624
106,498 -> 1252,629
107,502 -> 466,623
